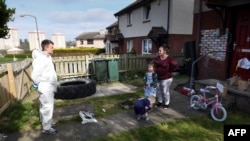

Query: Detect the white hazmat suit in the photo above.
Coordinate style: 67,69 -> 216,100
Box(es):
31,49 -> 57,131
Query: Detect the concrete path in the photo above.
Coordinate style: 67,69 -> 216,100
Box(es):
3,78 -> 207,141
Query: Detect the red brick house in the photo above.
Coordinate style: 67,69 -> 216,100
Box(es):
193,0 -> 250,80
105,0 -> 250,81
105,0 -> 194,55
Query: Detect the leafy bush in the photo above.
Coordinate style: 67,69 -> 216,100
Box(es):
1,48 -> 106,61
54,48 -> 105,55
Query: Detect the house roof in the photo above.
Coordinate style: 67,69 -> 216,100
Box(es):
106,21 -> 118,29
114,0 -> 152,16
204,0 -> 250,7
75,32 -> 105,40
148,27 -> 168,38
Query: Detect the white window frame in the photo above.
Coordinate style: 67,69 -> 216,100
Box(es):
126,40 -> 133,53
142,39 -> 152,54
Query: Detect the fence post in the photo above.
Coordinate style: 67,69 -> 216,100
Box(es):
124,54 -> 127,70
86,55 -> 90,75
7,63 -> 17,99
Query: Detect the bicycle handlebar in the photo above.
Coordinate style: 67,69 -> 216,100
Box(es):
205,86 -> 217,89
200,88 -> 210,93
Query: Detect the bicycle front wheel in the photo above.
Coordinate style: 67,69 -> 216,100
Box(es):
210,105 -> 227,122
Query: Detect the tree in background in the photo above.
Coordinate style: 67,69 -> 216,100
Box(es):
0,0 -> 15,38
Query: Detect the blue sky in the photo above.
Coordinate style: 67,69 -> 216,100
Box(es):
6,0 -> 135,41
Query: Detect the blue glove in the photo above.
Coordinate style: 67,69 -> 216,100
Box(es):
32,83 -> 38,90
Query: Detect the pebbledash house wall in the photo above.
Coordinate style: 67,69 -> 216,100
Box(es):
192,9 -> 232,80
117,0 -> 194,55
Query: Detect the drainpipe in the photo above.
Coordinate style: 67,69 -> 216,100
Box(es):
196,0 -> 202,50
189,0 -> 202,89
116,17 -> 121,54
166,0 -> 170,46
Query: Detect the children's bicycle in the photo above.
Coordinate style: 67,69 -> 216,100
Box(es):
189,82 -> 227,122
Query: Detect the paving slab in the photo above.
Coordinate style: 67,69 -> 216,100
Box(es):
91,82 -> 138,97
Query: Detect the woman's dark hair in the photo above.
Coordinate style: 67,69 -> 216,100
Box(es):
159,45 -> 169,53
41,39 -> 54,51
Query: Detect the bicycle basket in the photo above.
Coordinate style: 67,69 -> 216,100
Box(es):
216,82 -> 227,97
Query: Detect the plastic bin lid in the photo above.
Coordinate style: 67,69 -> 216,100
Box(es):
91,58 -> 108,61
91,58 -> 118,61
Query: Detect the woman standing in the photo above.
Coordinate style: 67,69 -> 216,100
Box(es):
154,46 -> 178,109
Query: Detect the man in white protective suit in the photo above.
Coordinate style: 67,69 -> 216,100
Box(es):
31,39 -> 58,134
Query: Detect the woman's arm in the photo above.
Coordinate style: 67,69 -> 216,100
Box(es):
169,56 -> 178,72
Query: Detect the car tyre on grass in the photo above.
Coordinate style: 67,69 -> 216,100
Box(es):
55,78 -> 96,99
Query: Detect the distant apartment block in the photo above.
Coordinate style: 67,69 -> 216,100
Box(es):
0,28 -> 20,50
28,31 -> 45,50
52,33 -> 66,48
1,27 -> 67,50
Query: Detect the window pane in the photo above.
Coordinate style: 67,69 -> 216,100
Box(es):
87,39 -> 93,44
148,40 -> 152,53
127,40 -> 133,53
144,5 -> 151,20
142,39 -> 152,54
127,12 -> 132,25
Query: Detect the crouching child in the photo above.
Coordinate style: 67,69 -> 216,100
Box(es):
134,96 -> 155,121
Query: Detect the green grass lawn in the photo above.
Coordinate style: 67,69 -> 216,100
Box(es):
0,57 -> 15,63
0,57 -> 26,63
90,109 -> 250,141
0,91 -> 143,132
1,93 -> 250,141
1,77 -> 250,141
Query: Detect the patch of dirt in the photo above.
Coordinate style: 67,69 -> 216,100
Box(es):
120,98 -> 138,110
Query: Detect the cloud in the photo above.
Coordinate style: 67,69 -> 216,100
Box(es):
43,8 -> 117,40
47,8 -> 116,24
6,0 -> 135,41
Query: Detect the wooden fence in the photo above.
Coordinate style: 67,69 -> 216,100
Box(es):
53,54 -> 160,79
0,53 -> 184,115
0,59 -> 33,115
54,53 -> 185,79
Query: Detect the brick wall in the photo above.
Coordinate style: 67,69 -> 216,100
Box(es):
168,34 -> 194,53
193,10 -> 231,80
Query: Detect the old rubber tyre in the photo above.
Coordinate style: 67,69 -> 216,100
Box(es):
55,78 -> 96,99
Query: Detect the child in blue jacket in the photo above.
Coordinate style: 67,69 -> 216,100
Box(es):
134,96 -> 155,121
144,62 -> 158,98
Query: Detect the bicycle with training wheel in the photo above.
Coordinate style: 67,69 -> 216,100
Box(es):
190,82 -> 227,122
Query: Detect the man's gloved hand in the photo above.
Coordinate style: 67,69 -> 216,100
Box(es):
32,83 -> 38,90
